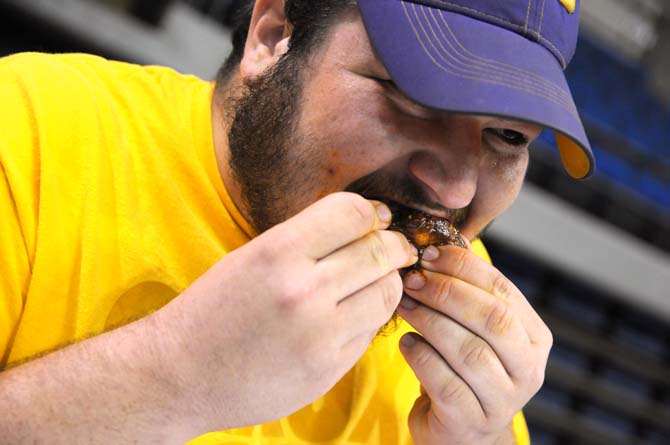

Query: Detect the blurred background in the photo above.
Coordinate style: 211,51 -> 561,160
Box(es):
0,0 -> 667,443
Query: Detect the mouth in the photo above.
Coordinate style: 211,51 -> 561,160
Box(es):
345,171 -> 459,222
387,199 -> 450,220
343,172 -> 468,240
386,200 -> 466,250
363,195 -> 449,219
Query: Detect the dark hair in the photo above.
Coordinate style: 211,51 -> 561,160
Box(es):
216,0 -> 357,85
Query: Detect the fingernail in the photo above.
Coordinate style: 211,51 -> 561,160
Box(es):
421,245 -> 439,261
404,271 -> 425,290
375,203 -> 392,223
400,334 -> 416,348
399,296 -> 418,310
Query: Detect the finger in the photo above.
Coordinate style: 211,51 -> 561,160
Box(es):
399,333 -> 486,426
336,271 -> 403,343
421,246 -> 518,303
419,246 -> 548,340
398,300 -> 514,419
276,192 -> 393,260
316,230 -> 416,302
403,270 -> 533,379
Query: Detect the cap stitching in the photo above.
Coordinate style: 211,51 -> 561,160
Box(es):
433,8 -> 574,106
405,3 -> 579,117
428,0 -> 526,30
423,8 -> 575,112
420,0 -> 568,68
538,0 -> 547,36
524,0 -> 532,34
537,34 -> 566,67
427,13 -> 576,110
408,6 -> 579,118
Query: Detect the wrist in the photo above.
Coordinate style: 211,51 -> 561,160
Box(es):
144,293 -> 248,435
137,304 -> 215,436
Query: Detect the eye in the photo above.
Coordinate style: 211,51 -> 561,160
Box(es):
372,76 -> 396,90
487,128 -> 529,147
370,77 -> 435,120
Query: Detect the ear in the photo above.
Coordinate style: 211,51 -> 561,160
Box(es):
240,0 -> 292,81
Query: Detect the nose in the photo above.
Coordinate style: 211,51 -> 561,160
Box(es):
406,120 -> 481,209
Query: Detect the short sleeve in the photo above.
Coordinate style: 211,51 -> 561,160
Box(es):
0,160 -> 30,368
0,55 -> 40,368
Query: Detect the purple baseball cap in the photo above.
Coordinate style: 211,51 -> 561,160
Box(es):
358,0 -> 594,179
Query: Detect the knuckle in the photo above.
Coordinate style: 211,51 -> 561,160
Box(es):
491,273 -> 514,301
274,225 -> 300,252
275,279 -> 313,312
341,192 -> 376,228
411,343 -> 434,369
437,377 -> 468,405
451,247 -> 473,276
528,365 -> 547,392
435,277 -> 456,307
541,324 -> 554,350
515,359 -> 546,395
380,272 -> 403,315
483,300 -> 514,336
459,337 -> 494,369
270,217 -> 307,255
530,318 -> 554,356
423,308 -> 444,330
534,369 -> 547,393
366,231 -> 391,270
389,231 -> 413,267
516,366 -> 546,399
252,233 -> 283,263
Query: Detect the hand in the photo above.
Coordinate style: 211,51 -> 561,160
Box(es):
396,244 -> 552,445
155,192 -> 417,432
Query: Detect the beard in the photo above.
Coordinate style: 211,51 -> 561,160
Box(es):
227,51 -> 314,235
227,54 -> 469,234
225,51 -> 474,335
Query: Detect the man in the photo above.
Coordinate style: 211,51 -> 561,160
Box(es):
0,0 -> 594,443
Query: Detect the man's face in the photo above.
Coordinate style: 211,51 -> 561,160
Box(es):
228,12 -> 542,240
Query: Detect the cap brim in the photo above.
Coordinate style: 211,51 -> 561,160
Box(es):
358,0 -> 594,179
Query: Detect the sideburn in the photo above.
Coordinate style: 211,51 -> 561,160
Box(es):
227,53 -> 306,234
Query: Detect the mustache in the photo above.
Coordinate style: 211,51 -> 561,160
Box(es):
344,170 -> 469,229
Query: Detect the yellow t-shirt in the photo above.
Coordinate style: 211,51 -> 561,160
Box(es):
0,53 -> 529,445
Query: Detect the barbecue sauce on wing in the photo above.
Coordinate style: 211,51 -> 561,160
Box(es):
389,203 -> 466,270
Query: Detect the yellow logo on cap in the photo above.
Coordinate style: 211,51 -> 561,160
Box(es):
559,0 -> 576,13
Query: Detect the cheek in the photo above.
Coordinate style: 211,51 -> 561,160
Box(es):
488,151 -> 528,203
299,85 -> 403,182
492,151 -> 530,185
463,153 -> 528,238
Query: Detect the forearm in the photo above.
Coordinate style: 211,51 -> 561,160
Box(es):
0,311 -> 208,444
